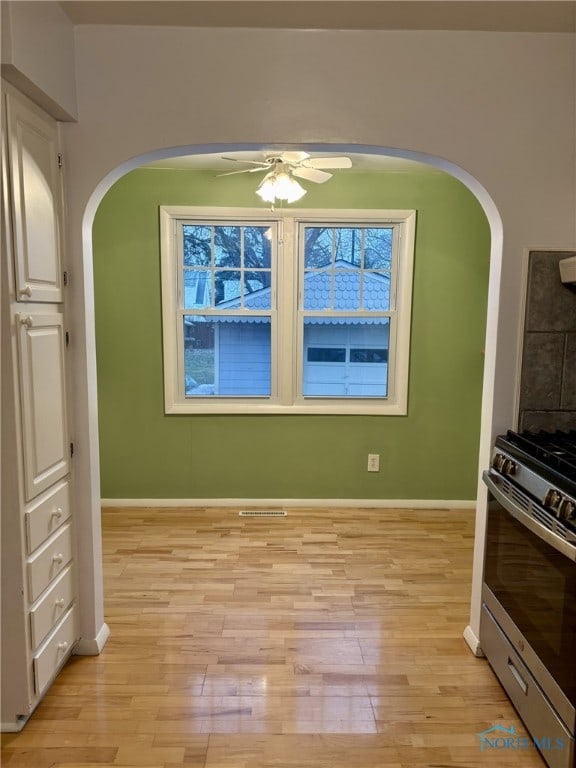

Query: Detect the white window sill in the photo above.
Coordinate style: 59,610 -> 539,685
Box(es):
165,401 -> 408,416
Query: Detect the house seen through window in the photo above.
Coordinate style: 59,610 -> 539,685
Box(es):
160,208 -> 415,415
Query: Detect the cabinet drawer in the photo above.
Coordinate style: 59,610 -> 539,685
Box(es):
27,523 -> 73,602
25,480 -> 70,554
33,605 -> 77,695
29,565 -> 75,648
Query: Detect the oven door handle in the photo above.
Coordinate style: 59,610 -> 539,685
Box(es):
483,470 -> 576,562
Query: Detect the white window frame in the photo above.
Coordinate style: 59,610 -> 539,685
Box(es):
160,206 -> 416,415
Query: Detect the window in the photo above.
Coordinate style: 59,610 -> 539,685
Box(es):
161,207 -> 415,414
180,223 -> 273,397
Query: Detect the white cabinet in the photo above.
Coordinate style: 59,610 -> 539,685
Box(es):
5,91 -> 64,303
1,83 -> 78,732
16,312 -> 70,500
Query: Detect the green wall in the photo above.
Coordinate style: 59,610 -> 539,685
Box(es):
93,167 -> 490,500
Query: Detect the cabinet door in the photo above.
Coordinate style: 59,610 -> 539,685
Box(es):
5,92 -> 64,303
17,313 -> 69,500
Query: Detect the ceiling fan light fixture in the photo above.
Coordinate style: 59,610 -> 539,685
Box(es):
256,171 -> 307,204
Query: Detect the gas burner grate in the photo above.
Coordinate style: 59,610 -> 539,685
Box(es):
508,430 -> 576,481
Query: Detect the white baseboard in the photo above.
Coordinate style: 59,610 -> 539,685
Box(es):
463,624 -> 484,657
101,498 -> 476,510
74,622 -> 110,656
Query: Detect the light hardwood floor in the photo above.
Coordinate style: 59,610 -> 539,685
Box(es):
1,507 -> 546,767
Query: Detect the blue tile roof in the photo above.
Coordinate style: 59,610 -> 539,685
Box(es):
185,260 -> 391,324
242,290 -> 271,310
220,259 -> 390,311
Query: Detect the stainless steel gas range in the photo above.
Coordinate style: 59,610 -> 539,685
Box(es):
481,430 -> 576,768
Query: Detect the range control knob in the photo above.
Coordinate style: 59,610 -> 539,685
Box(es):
501,459 -> 517,476
492,453 -> 506,471
559,498 -> 576,521
543,489 -> 562,509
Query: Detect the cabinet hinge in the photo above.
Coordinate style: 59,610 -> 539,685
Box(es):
58,153 -> 63,169
63,271 -> 68,286
70,442 -> 74,457
65,331 -> 70,347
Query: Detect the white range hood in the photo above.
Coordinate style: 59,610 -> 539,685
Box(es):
559,255 -> 576,284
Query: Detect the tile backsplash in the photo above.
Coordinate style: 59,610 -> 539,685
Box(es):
518,251 -> 576,432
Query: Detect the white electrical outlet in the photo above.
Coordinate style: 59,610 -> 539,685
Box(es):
367,453 -> 380,472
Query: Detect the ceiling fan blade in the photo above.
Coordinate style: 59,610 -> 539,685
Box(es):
292,167 -> 332,184
217,167 -> 269,177
217,169 -> 252,176
221,156 -> 270,167
303,157 -> 353,170
279,151 -> 310,164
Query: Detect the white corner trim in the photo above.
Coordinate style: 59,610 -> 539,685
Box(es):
1,717 -> 28,733
73,622 -> 110,656
463,624 -> 484,657
101,498 -> 476,509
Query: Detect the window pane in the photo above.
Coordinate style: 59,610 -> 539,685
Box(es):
214,226 -> 241,267
244,227 -> 271,268
303,269 -> 331,310
335,227 -> 362,266
184,317 -> 271,397
334,270 -> 361,310
363,271 -> 391,310
302,317 -> 390,398
244,271 -> 272,309
183,269 -> 211,309
304,227 -> 332,268
184,317 -> 215,394
350,348 -> 389,363
214,269 -> 241,306
364,228 -> 393,270
183,225 -> 211,266
307,347 -> 346,363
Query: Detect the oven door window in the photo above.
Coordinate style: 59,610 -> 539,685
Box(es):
485,494 -> 576,705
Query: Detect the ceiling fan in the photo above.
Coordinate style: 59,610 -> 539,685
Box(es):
218,151 -> 353,204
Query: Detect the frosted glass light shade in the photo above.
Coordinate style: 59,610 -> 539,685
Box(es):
256,172 -> 307,204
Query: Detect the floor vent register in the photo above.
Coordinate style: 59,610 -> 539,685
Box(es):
238,510 -> 288,517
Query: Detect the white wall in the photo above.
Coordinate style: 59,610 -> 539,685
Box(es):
1,1 -> 77,120
61,25 -> 575,650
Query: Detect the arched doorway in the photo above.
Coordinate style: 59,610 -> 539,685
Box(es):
77,144 -> 502,656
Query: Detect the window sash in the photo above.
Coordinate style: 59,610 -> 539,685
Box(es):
299,223 -> 397,313
177,220 -> 276,311
175,218 -> 279,402
177,309 -> 278,401
297,315 -> 394,402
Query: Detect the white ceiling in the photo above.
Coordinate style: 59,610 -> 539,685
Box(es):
59,1 -> 576,32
